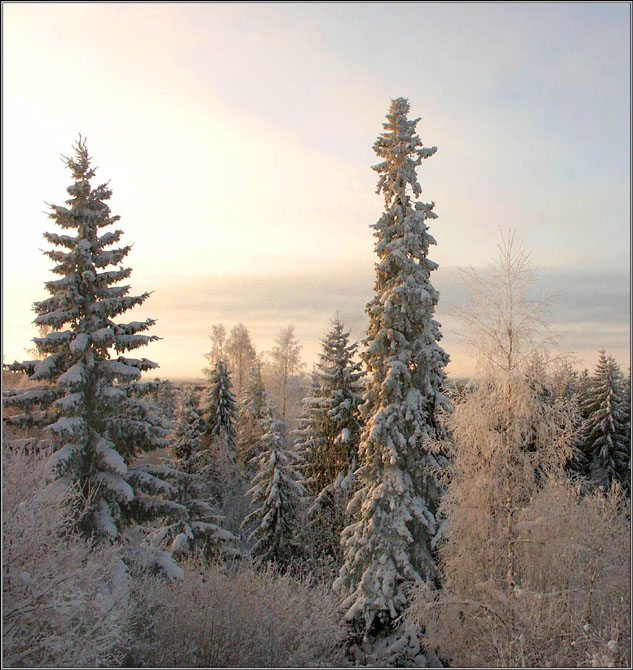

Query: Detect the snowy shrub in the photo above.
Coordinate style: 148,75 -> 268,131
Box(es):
128,557 -> 348,667
407,480 -> 630,668
2,447 -> 131,667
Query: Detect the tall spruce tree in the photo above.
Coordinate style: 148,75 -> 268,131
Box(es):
334,98 -> 449,633
3,138 -> 172,541
582,350 -> 629,491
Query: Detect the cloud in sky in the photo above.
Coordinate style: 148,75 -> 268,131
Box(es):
5,260 -> 627,380
129,264 -> 632,379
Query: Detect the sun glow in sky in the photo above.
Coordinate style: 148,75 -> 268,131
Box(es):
2,3 -> 630,379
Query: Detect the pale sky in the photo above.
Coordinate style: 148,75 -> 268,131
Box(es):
2,3 -> 630,379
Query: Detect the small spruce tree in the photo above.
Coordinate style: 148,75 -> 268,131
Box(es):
295,370 -> 328,490
149,406 -> 238,559
172,389 -> 205,461
582,350 -> 629,491
297,317 -> 365,495
202,359 -> 238,452
242,418 -> 306,565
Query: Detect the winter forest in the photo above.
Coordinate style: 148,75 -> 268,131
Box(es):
2,97 -> 630,669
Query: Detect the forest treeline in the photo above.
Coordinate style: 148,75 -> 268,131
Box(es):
3,98 -> 630,668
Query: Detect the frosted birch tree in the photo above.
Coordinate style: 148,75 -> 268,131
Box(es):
226,323 -> 257,399
3,138 -> 174,542
431,231 -> 576,637
334,98 -> 449,634
267,325 -> 304,425
204,324 -> 227,367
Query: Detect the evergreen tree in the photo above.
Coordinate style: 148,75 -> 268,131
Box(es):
241,418 -> 306,564
3,138 -> 172,541
582,350 -> 629,491
622,367 -> 631,448
296,317 -> 365,494
172,390 -> 205,460
237,361 -> 272,466
568,367 -> 593,476
294,370 -> 328,491
149,404 -> 237,559
202,359 -> 238,451
334,98 -> 449,633
152,378 -> 178,424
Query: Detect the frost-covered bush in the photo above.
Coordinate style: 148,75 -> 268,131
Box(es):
129,557 -> 348,667
3,447 -> 131,667
407,480 -> 630,668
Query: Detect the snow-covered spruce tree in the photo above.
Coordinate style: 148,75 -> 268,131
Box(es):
297,317 -> 365,495
624,368 -> 631,448
142,388 -> 239,559
582,350 -> 629,491
146,460 -> 238,560
3,138 -> 174,542
567,367 -> 593,476
241,418 -> 306,565
294,370 -> 328,490
172,389 -> 205,461
237,361 -> 272,466
151,377 -> 178,424
334,98 -> 449,634
202,358 -> 238,452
